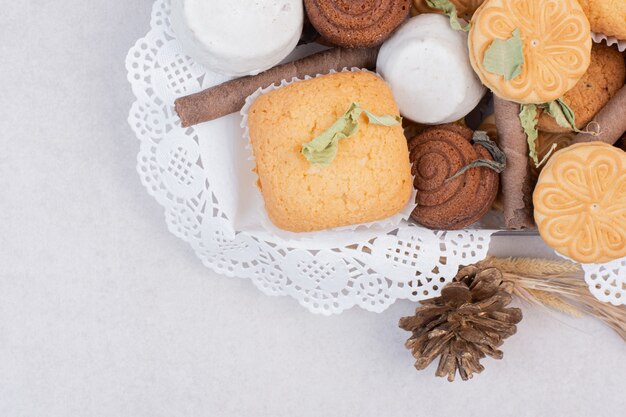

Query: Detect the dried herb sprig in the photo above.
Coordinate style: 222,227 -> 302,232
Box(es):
478,257 -> 626,341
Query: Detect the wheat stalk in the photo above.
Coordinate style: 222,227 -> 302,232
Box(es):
477,257 -> 626,341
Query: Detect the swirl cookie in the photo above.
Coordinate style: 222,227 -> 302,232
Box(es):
412,0 -> 485,21
469,0 -> 592,104
304,0 -> 411,48
409,124 -> 499,229
537,43 -> 626,133
533,142 -> 626,263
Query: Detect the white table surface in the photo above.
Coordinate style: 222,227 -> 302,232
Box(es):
1,1 -> 624,416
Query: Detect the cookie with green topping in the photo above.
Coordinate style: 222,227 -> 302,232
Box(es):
248,72 -> 412,232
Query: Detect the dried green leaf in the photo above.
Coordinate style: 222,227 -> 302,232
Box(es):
543,100 -> 572,130
363,110 -> 402,126
446,131 -> 507,181
519,103 -> 539,166
426,0 -> 470,32
301,102 -> 400,167
472,131 -> 507,168
445,160 -> 503,182
540,98 -> 598,135
483,28 -> 524,81
557,99 -> 577,128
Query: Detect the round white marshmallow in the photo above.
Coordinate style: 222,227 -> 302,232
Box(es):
171,0 -> 303,77
377,14 -> 486,124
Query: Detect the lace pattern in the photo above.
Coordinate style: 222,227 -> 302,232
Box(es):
126,0 -> 625,313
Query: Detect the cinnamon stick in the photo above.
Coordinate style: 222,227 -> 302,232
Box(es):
175,47 -> 379,127
494,97 -> 535,230
572,84 -> 626,145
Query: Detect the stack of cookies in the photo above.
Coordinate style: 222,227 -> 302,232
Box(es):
172,0 -> 626,264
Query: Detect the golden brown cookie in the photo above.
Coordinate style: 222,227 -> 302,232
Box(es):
577,0 -> 626,41
411,0 -> 485,21
533,142 -> 626,263
469,0 -> 592,104
304,0 -> 411,48
408,124 -> 499,229
248,72 -> 412,232
537,43 -> 626,133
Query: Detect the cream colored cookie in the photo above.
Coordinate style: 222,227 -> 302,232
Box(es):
248,72 -> 413,232
469,0 -> 592,104
533,142 -> 626,263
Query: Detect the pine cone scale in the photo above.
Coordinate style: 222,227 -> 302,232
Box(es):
398,305 -> 448,330
440,283 -> 472,305
405,333 -> 429,353
473,292 -> 514,311
489,307 -> 524,323
415,333 -> 453,370
400,265 -> 523,381
435,348 -> 457,381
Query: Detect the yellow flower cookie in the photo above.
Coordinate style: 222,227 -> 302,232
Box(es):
469,0 -> 592,104
533,142 -> 626,263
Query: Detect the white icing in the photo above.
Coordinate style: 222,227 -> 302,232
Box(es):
377,14 -> 486,124
170,0 -> 303,77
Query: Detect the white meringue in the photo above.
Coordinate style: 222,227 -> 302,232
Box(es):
376,14 -> 486,124
171,0 -> 303,77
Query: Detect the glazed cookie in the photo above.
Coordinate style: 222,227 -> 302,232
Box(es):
578,0 -> 626,41
377,14 -> 485,124
533,142 -> 626,263
469,0 -> 592,104
537,43 -> 626,133
304,0 -> 411,48
408,124 -> 499,229
412,0 -> 484,21
170,0 -> 303,76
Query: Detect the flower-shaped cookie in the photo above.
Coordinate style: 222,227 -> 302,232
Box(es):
533,142 -> 626,264
469,0 -> 591,104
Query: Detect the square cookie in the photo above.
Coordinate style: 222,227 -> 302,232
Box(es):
247,71 -> 413,232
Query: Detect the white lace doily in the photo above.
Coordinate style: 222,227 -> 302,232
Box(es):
126,0 -> 625,313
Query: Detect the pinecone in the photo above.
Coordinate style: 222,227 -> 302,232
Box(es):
399,265 -> 523,381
